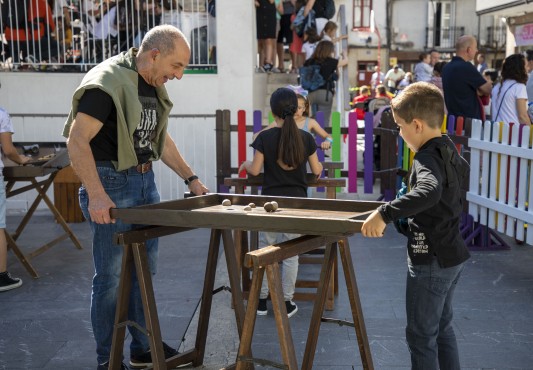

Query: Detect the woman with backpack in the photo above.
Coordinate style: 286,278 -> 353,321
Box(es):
302,40 -> 347,126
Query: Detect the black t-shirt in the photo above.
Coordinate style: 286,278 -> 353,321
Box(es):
304,57 -> 338,91
251,127 -> 317,197
77,75 -> 158,163
442,56 -> 487,120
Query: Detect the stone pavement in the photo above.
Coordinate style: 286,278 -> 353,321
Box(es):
1,209 -> 533,370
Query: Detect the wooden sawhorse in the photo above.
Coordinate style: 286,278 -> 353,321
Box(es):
109,226 -> 247,370
234,235 -> 374,370
5,170 -> 83,278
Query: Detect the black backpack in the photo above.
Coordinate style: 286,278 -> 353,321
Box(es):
313,0 -> 335,19
1,0 -> 28,29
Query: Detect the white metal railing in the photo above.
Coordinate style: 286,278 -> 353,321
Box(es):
0,0 -> 216,72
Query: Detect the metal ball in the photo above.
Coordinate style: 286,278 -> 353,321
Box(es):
248,203 -> 256,208
270,201 -> 278,211
243,206 -> 252,211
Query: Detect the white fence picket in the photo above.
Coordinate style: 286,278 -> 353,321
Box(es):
505,123 -> 520,237
488,122 -> 499,229
468,119 -> 482,220
516,125 -> 530,241
479,121 -> 492,225
496,122 -> 510,233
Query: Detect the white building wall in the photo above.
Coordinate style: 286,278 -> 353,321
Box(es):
392,0 -> 428,50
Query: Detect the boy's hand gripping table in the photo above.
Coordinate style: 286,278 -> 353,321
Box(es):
110,193 -> 381,370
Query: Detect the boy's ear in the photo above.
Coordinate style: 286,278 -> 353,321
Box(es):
413,118 -> 424,133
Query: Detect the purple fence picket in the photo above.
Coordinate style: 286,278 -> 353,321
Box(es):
364,112 -> 374,193
348,112 -> 358,192
315,111 -> 325,192
253,110 -> 263,133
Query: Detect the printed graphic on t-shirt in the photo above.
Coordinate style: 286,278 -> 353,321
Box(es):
410,231 -> 429,254
134,95 -> 158,162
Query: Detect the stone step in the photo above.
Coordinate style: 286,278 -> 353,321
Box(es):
262,72 -> 300,120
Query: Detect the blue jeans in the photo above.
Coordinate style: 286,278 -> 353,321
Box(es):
405,256 -> 465,370
79,163 -> 160,364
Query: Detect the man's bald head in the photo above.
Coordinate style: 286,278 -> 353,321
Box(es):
455,35 -> 477,62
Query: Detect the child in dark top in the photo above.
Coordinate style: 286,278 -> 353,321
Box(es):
362,82 -> 470,370
239,87 -> 323,317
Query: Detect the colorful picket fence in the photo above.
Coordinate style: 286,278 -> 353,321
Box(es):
215,109 -> 402,200
467,119 -> 533,246
216,109 -> 533,248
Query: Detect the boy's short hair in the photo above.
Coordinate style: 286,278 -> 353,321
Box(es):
376,84 -> 387,95
391,82 -> 444,129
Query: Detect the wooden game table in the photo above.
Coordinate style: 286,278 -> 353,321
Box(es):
4,143 -> 83,278
110,193 -> 381,370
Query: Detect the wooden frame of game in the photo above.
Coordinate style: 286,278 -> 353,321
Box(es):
109,194 -> 382,370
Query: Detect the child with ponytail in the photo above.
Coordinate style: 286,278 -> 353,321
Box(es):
239,87 -> 323,317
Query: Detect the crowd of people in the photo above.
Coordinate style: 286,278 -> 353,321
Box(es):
1,0 -> 216,68
351,36 -> 533,126
255,0 -> 344,73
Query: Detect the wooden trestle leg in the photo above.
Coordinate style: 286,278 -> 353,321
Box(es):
109,227 -> 246,370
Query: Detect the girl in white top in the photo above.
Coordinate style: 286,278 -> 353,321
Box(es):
320,21 -> 348,44
301,27 -> 321,61
491,53 -> 531,125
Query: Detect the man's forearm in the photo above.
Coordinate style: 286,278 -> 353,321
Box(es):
160,134 -> 196,181
67,136 -> 105,197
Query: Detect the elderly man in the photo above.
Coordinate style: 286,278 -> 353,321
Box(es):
384,65 -> 406,94
442,35 -> 492,120
370,65 -> 385,89
63,25 -> 208,370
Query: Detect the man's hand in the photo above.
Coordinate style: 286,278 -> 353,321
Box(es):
189,179 -> 209,196
88,192 -> 117,224
18,155 -> 30,165
361,209 -> 386,238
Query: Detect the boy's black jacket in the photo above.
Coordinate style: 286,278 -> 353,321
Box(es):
379,135 -> 471,267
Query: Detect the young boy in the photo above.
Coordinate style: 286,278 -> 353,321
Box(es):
0,107 -> 30,292
361,82 -> 470,370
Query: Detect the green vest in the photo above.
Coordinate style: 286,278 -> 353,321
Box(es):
63,48 -> 173,171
